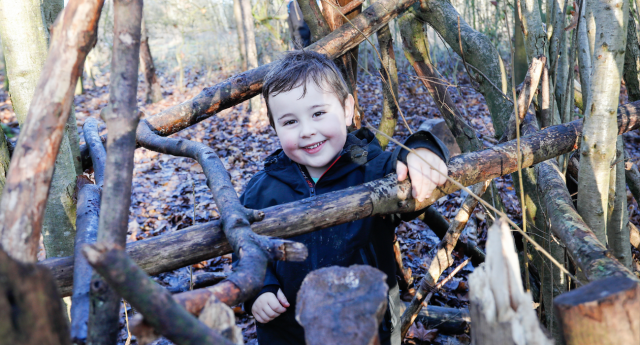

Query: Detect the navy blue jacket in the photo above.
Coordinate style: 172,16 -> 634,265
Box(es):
240,128 -> 449,345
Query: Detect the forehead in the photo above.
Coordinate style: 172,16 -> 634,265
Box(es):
269,79 -> 341,112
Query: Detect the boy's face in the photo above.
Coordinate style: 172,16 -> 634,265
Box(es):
269,80 -> 354,178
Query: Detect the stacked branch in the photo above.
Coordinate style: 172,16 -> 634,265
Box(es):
44,103 -> 640,301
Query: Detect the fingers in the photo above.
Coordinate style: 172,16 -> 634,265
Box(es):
267,296 -> 287,314
277,289 -> 290,308
252,292 -> 287,324
396,161 -> 408,181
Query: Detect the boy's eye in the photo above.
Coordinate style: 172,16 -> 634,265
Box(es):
313,111 -> 325,117
283,119 -> 296,126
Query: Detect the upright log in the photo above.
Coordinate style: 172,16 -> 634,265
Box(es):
296,265 -> 388,345
554,276 -> 640,344
43,102 -> 640,296
0,0 -> 104,263
87,0 -> 142,343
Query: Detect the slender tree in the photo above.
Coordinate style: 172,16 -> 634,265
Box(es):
233,0 -> 247,70
140,17 -> 163,104
239,0 -> 261,114
578,0 -> 629,243
0,0 -> 79,259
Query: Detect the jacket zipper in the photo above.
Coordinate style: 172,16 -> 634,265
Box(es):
296,164 -> 316,197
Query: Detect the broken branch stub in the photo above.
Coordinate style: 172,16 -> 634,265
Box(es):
44,102 -> 640,297
82,243 -> 234,345
0,0 -> 104,263
143,0 -> 418,137
296,265 -> 388,345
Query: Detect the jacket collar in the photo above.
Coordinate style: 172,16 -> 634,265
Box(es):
263,128 -> 383,187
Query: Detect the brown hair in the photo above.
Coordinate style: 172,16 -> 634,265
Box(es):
262,50 -> 350,127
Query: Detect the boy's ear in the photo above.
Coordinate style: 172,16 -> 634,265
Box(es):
344,94 -> 355,127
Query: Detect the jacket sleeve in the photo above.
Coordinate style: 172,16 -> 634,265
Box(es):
384,130 -> 450,225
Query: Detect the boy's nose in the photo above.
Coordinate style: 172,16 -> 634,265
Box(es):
299,122 -> 317,138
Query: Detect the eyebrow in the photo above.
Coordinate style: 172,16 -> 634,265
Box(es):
276,104 -> 330,121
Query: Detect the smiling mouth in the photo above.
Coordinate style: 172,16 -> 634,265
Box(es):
302,140 -> 327,153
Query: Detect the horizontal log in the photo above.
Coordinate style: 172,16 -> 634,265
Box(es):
143,0 -> 419,136
42,101 -> 640,296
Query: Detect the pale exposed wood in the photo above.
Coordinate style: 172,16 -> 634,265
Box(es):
555,276 -> 640,344
468,218 -> 553,345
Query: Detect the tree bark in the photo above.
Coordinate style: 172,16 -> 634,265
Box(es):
607,136 -> 632,268
469,218 -> 553,345
140,17 -> 163,104
375,22 -> 398,149
297,0 -> 331,43
0,0 -> 103,263
0,247 -> 71,345
44,104 -> 640,296
238,0 -> 261,113
0,0 -> 80,260
144,0 -> 420,137
578,0 -> 629,243
409,2 -> 511,137
86,1 -> 142,343
624,12 -> 640,103
84,243 -> 234,345
296,265 -> 388,345
233,0 -> 247,70
577,0 -> 591,108
554,276 -> 640,344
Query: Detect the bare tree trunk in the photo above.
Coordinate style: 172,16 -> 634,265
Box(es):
578,0 -> 629,243
0,0 -> 103,263
297,0 -> 331,43
607,136 -> 632,268
140,17 -> 163,104
233,0 -> 247,70
0,0 -> 81,259
239,0 -> 261,114
577,0 -> 591,107
86,0 -> 142,343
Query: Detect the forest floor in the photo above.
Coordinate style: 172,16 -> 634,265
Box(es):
1,61 -> 640,345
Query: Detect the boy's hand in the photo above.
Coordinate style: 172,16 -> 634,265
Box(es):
251,288 -> 290,324
397,148 -> 448,202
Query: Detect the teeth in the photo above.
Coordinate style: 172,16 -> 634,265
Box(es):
305,141 -> 324,149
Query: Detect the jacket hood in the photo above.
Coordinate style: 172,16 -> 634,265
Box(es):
262,128 -> 384,188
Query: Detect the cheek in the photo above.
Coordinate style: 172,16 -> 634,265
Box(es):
278,132 -> 299,153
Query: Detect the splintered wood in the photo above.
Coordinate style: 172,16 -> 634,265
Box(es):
296,265 -> 388,345
468,218 -> 552,345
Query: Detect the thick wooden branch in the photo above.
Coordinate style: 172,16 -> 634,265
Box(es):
87,1 -> 143,343
83,118 -> 106,188
137,121 -> 307,306
44,103 -> 640,297
0,0 -> 104,263
83,243 -> 234,345
142,0 -> 418,137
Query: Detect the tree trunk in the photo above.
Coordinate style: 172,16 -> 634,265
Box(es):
577,0 -> 591,108
624,12 -> 640,103
0,0 -> 103,263
45,104 -> 640,296
607,136 -> 632,268
297,0 -> 332,43
578,0 -> 629,243
140,17 -> 163,104
375,22 -> 399,149
0,0 -> 80,260
238,0 -> 260,114
554,276 -> 640,345
86,1 -> 142,343
468,218 -> 553,345
233,0 -> 247,70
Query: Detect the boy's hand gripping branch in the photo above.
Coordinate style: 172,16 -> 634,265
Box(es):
397,148 -> 448,202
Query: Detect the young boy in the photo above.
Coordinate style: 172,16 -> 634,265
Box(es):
240,50 -> 449,345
